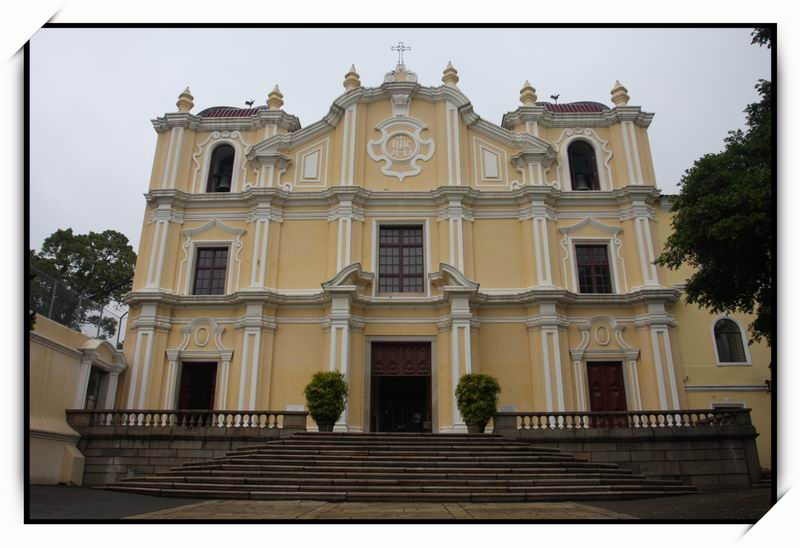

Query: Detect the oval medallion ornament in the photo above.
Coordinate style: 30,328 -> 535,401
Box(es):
368,116 -> 435,182
594,325 -> 610,346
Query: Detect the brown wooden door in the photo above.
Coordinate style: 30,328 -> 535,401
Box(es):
370,342 -> 432,433
586,362 -> 627,412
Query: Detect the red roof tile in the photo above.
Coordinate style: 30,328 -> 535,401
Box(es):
197,106 -> 264,118
537,101 -> 609,113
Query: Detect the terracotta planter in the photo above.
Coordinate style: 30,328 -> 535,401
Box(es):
317,422 -> 335,432
466,422 -> 487,434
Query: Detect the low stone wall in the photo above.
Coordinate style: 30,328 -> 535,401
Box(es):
493,409 -> 761,489
67,410 -> 308,486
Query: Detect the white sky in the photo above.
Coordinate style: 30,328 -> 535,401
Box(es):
29,27 -> 771,252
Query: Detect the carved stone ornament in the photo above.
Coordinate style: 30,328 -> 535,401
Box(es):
367,116 -> 435,182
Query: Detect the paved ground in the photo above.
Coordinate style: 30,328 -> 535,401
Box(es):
590,487 -> 773,521
126,500 -> 630,520
29,485 -> 772,521
28,486 -> 202,521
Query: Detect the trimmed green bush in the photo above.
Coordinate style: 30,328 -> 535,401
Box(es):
455,374 -> 501,426
303,371 -> 348,430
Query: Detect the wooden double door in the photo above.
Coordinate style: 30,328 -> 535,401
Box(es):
370,342 -> 432,433
586,361 -> 627,412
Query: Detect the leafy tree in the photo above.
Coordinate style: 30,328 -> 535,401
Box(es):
29,229 -> 136,339
656,29 -> 772,345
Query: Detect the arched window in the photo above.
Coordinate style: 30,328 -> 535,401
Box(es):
206,144 -> 235,192
714,318 -> 748,363
568,141 -> 600,191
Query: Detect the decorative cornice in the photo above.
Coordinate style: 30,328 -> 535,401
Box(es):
142,184 -> 661,214
501,105 -> 655,130
151,110 -> 301,134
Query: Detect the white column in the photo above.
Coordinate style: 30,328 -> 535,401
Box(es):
328,293 -> 352,431
572,359 -> 586,412
136,328 -> 155,409
163,352 -> 179,408
532,216 -> 553,287
104,371 -> 120,409
73,356 -> 93,409
449,293 -> 472,432
634,213 -> 659,287
649,327 -> 669,409
216,354 -> 232,410
237,327 -> 262,410
249,213 -> 271,288
627,359 -> 643,410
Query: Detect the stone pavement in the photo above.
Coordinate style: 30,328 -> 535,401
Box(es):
29,485 -> 202,520
30,485 -> 772,521
126,499 -> 632,520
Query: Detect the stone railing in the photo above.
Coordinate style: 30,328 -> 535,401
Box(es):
66,409 -> 308,431
492,408 -> 761,488
66,409 -> 309,486
492,408 -> 751,435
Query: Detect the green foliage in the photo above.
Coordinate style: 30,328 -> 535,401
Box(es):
751,27 -> 772,48
303,371 -> 348,425
29,228 -> 136,338
656,70 -> 772,345
455,374 -> 501,425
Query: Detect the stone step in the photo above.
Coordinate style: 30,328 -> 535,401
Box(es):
124,474 -> 683,487
176,460 -> 621,473
115,480 -> 694,495
103,432 -> 696,503
213,454 -> 580,465
227,447 -> 558,456
106,485 -> 693,502
150,469 -> 640,481
266,442 -> 541,452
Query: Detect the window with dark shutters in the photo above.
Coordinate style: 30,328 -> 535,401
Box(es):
193,247 -> 229,295
378,226 -> 424,293
575,244 -> 613,293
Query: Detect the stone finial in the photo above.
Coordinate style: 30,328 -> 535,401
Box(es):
176,86 -> 194,112
519,80 -> 537,106
611,80 -> 630,106
442,61 -> 459,87
267,85 -> 284,110
343,65 -> 361,91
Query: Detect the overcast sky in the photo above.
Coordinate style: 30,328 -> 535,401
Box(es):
29,27 -> 771,252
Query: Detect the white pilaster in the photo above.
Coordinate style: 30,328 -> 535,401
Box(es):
104,372 -> 120,409
73,356 -> 93,409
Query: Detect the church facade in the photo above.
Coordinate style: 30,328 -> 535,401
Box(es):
118,59 -> 771,461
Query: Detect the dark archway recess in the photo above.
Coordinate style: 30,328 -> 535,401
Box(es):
177,362 -> 218,409
370,342 -> 432,433
207,145 -> 235,192
568,140 -> 600,190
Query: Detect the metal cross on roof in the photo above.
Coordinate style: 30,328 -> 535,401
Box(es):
391,42 -> 411,65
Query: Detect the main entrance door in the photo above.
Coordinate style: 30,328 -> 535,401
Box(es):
586,361 -> 627,412
370,342 -> 432,433
177,362 -> 218,409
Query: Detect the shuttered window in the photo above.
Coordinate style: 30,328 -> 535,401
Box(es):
575,244 -> 613,293
378,226 -> 424,293
193,247 -> 228,295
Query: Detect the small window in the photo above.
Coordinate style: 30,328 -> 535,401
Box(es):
568,141 -> 600,191
714,318 -> 748,363
575,244 -> 613,293
378,226 -> 424,293
207,144 -> 235,192
193,247 -> 228,295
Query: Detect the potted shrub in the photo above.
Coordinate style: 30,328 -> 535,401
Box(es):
455,373 -> 501,433
303,371 -> 348,432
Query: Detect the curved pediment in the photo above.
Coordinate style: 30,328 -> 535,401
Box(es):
246,66 -> 557,191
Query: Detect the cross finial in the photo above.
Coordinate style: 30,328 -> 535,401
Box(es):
391,41 -> 411,65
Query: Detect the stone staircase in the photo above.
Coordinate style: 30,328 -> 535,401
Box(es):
105,432 -> 697,502
754,468 -> 772,488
